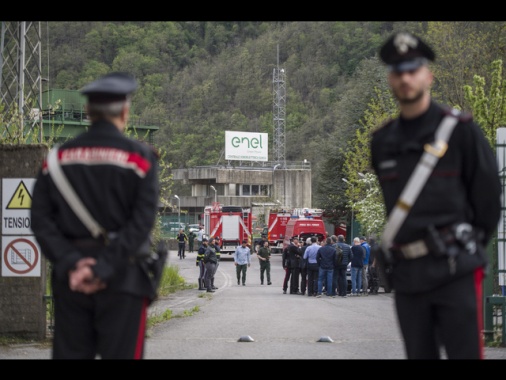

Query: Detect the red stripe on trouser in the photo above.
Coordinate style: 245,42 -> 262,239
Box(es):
133,297 -> 149,359
474,267 -> 485,360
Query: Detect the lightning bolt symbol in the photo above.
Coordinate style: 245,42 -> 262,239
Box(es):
18,189 -> 25,206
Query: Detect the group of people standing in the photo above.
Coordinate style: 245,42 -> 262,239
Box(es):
281,234 -> 379,298
348,236 -> 379,296
192,231 -> 380,298
195,237 -> 256,288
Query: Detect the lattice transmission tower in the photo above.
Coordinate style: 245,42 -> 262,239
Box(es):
0,21 -> 44,142
272,44 -> 286,167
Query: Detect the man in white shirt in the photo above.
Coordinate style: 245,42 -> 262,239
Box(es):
234,240 -> 251,286
197,226 -> 204,245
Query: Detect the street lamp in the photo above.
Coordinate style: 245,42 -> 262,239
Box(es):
174,195 -> 180,228
342,178 -> 354,242
210,185 -> 217,204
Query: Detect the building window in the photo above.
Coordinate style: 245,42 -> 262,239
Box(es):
236,184 -> 271,197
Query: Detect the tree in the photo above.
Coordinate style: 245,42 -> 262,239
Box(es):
464,59 -> 506,149
427,22 -> 506,110
340,87 -> 397,237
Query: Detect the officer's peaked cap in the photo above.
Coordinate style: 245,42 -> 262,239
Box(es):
80,72 -> 137,103
379,32 -> 435,72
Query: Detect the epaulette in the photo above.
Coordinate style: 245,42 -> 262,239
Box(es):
441,106 -> 473,123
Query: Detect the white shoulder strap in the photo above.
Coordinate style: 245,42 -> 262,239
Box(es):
46,146 -> 106,239
380,112 -> 460,258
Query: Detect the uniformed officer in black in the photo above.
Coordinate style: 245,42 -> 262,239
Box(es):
31,72 -> 160,359
371,32 -> 502,359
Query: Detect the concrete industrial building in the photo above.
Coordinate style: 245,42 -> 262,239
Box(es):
171,160 -> 312,223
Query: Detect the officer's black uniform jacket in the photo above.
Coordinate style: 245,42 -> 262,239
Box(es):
177,232 -> 188,244
282,246 -> 290,269
31,120 -> 159,298
287,243 -> 301,269
371,101 -> 501,293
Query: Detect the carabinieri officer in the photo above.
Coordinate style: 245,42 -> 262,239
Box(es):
31,72 -> 160,359
371,32 -> 501,359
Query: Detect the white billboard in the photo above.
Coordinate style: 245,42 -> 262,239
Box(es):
225,131 -> 268,162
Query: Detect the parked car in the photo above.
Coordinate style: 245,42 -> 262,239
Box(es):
163,222 -> 185,232
187,224 -> 200,233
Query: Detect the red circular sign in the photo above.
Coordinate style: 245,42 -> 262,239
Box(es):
3,238 -> 39,274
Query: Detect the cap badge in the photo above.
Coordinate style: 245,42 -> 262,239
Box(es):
394,33 -> 418,54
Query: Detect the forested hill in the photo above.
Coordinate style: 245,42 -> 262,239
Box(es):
42,21 -> 506,218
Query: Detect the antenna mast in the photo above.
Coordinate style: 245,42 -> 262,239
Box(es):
272,44 -> 286,167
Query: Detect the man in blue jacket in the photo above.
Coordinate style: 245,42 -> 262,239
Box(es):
316,237 -> 337,298
350,237 -> 365,296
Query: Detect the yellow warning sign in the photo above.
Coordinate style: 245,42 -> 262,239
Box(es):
6,180 -> 33,209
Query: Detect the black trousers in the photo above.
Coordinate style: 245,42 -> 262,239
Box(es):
300,267 -> 307,293
290,267 -> 300,293
335,266 -> 348,296
282,267 -> 291,291
52,282 -> 148,359
368,266 -> 379,291
395,268 -> 484,359
178,242 -> 185,258
306,263 -> 319,296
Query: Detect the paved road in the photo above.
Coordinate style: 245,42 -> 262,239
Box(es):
1,249 -> 505,360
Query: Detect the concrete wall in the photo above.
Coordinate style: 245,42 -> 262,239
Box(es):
273,169 -> 312,209
0,144 -> 48,339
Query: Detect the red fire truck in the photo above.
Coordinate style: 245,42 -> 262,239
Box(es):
203,203 -> 252,256
262,210 -> 292,253
254,208 -> 324,253
282,216 -> 327,250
